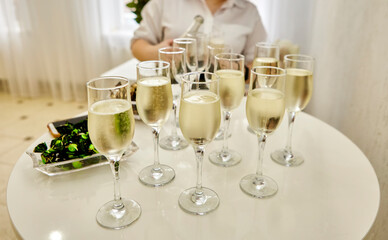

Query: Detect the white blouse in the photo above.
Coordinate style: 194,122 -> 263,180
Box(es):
131,0 -> 267,63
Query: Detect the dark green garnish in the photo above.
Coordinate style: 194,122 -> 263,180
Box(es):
34,142 -> 48,153
33,119 -> 98,164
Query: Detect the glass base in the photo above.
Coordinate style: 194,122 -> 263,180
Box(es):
214,129 -> 232,140
240,174 -> 278,198
96,199 -> 141,229
138,164 -> 175,187
271,149 -> 304,167
208,149 -> 241,167
178,187 -> 220,215
159,135 -> 189,151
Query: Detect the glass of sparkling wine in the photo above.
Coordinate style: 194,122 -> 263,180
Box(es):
178,72 -> 221,215
247,42 -> 280,135
240,66 -> 286,198
186,32 -> 208,72
209,53 -> 245,167
136,61 -> 175,186
271,54 -> 314,167
173,38 -> 198,72
206,45 -> 232,77
158,47 -> 189,151
206,45 -> 232,140
252,42 -> 280,68
209,26 -> 225,48
87,76 -> 141,229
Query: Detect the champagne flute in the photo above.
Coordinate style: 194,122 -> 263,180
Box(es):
240,66 -> 286,198
209,26 -> 225,48
136,61 -> 175,186
209,53 -> 245,167
158,47 -> 189,151
206,45 -> 233,140
186,32 -> 208,72
173,38 -> 198,72
178,72 -> 221,215
252,42 -> 280,68
247,42 -> 280,134
206,44 -> 232,75
271,54 -> 314,167
87,76 -> 141,229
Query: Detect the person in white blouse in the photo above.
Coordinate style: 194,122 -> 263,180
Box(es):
130,0 -> 267,66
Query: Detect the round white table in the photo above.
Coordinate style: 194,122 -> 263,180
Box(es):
7,101 -> 380,240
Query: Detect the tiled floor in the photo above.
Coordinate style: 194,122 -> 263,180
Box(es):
0,92 -> 87,239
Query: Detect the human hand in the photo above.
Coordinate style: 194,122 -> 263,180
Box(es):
156,39 -> 173,49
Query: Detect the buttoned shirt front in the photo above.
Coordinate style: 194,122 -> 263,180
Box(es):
132,0 -> 267,63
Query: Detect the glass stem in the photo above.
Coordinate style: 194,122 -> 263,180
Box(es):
107,155 -> 124,210
285,111 -> 296,155
170,101 -> 178,139
152,127 -> 161,167
255,134 -> 267,177
221,110 -> 231,155
194,145 -> 205,195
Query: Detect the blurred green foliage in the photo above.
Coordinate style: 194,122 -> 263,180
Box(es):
126,0 -> 150,24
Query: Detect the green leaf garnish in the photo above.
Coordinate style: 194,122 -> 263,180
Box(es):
72,161 -> 83,169
34,142 -> 48,153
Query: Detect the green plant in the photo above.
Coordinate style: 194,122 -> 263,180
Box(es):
126,0 -> 150,24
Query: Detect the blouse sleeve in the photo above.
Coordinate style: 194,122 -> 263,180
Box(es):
131,0 -> 164,45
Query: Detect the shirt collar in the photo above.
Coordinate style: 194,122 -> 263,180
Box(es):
224,0 -> 246,9
189,0 -> 247,9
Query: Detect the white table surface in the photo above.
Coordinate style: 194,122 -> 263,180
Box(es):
102,58 -> 139,80
7,59 -> 380,240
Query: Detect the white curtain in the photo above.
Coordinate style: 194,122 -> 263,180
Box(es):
252,0 -> 315,52
0,0 -> 138,101
253,0 -> 388,238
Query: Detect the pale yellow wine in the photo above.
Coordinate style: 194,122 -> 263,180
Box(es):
88,99 -> 135,156
285,68 -> 313,112
246,88 -> 285,135
216,69 -> 245,110
252,57 -> 279,68
209,38 -> 225,49
179,91 -> 221,145
136,77 -> 173,127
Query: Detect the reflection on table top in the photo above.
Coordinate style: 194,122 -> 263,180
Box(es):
7,99 -> 380,240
